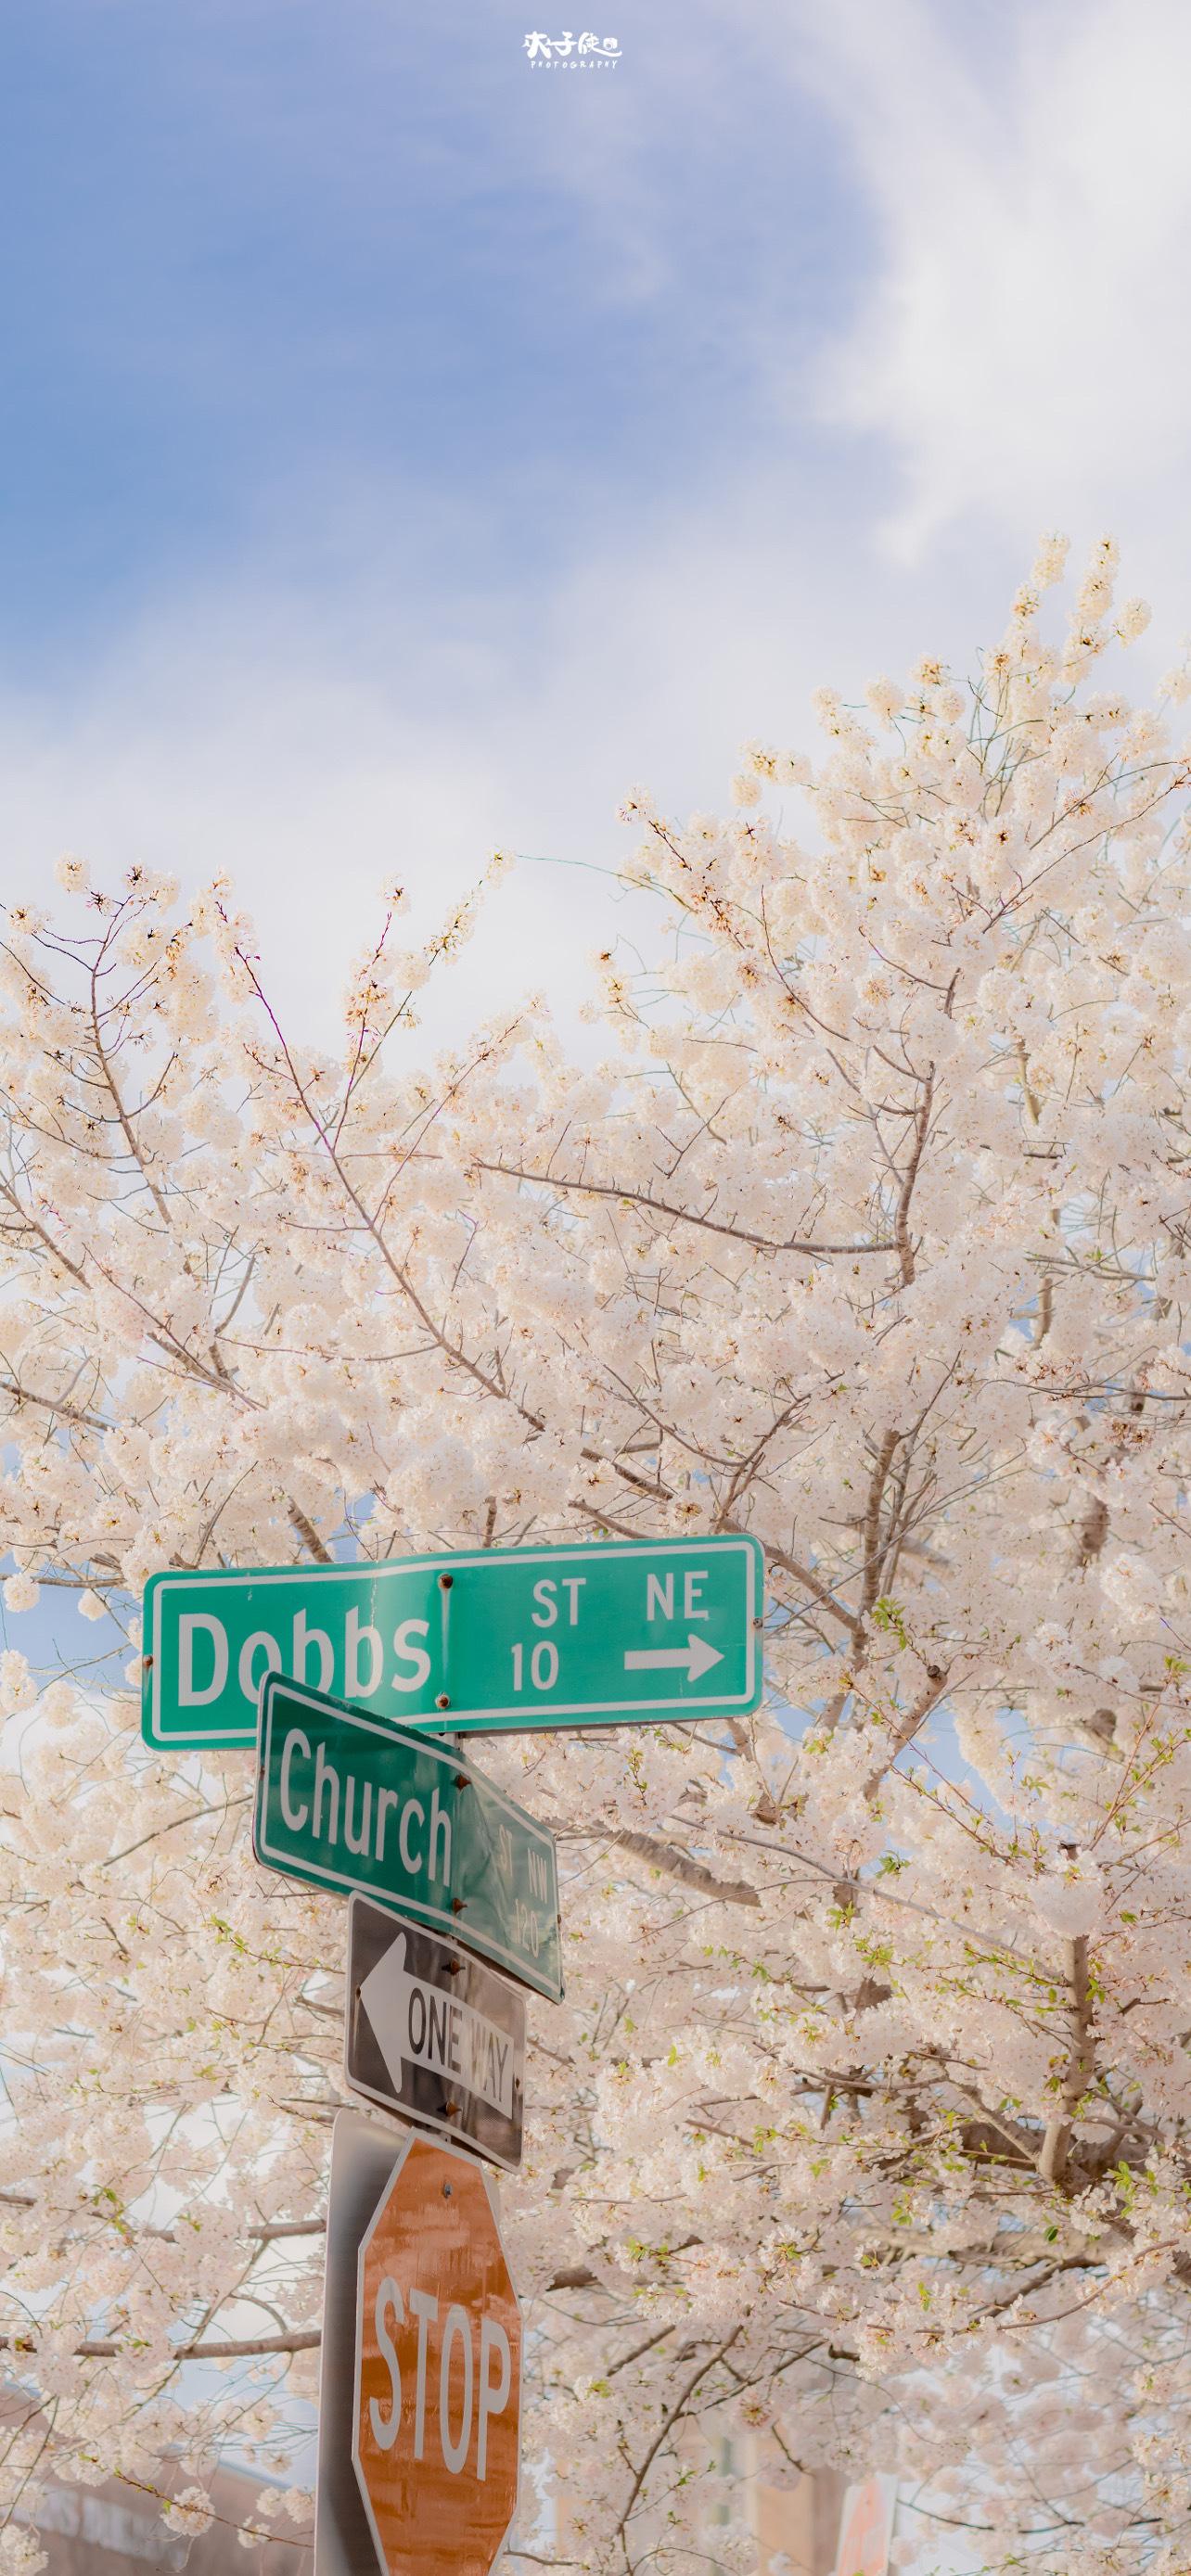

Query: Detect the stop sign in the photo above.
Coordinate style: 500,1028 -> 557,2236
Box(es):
352,2130 -> 521,2576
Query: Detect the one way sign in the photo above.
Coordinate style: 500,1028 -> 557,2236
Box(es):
344,1896 -> 526,2172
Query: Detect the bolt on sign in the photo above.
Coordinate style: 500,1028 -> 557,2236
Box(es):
353,2129 -> 521,2576
142,1533 -> 763,1750
252,1676 -> 562,2002
344,1897 -> 526,2172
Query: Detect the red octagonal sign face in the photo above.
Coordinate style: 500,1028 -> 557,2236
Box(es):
352,2131 -> 521,2576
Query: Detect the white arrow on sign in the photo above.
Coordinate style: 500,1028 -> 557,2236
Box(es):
623,1634 -> 724,1682
360,1936 -> 517,2119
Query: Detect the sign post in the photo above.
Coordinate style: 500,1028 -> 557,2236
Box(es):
344,1896 -> 526,2171
316,2112 -> 409,2576
252,1676 -> 561,2002
352,2127 -> 521,2576
162,1534 -> 765,2563
144,1532 -> 762,1749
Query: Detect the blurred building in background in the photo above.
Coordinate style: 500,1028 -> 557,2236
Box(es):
7,2456 -> 309,2572
746,2450 -> 850,2576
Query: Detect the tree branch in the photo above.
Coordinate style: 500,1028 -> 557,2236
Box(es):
597,1826 -> 762,1909
474,1160 -> 896,1260
1039,1934 -> 1095,2187
1,2328 -> 320,2361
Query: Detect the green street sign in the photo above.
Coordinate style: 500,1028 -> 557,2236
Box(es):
252,1677 -> 561,2002
143,1534 -> 763,1751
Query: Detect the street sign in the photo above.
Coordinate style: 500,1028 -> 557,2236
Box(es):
353,2127 -> 521,2576
252,1677 -> 562,2002
142,1533 -> 763,1749
316,2112 -> 409,2576
344,1897 -> 526,2172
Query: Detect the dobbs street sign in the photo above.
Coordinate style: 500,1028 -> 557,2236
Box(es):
353,2128 -> 521,2576
142,1533 -> 763,1750
252,1677 -> 562,2002
344,1896 -> 526,2173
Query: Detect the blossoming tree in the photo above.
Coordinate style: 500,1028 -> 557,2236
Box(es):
3,539 -> 1191,2576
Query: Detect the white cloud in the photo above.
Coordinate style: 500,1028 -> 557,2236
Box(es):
6,0 -> 1188,1051
800,0 -> 1191,563
2,465 -> 1001,1052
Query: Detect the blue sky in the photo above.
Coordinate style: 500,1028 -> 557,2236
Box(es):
3,0 -> 1191,1037
0,1 -> 852,659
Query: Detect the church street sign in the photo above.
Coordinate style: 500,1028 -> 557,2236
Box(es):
251,1677 -> 562,2002
142,1533 -> 763,1750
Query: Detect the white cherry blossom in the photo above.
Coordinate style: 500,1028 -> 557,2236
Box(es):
3,546 -> 1191,2570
